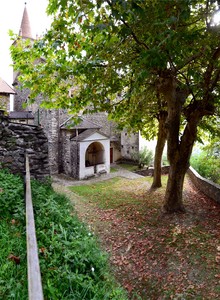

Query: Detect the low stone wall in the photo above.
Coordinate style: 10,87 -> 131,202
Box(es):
0,112 -> 50,180
135,165 -> 170,176
187,167 -> 220,204
135,164 -> 219,203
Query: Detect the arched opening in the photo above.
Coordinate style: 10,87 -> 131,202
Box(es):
85,142 -> 105,168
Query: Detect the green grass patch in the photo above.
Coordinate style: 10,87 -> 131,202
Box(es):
0,170 -> 127,299
70,177 -> 147,209
110,167 -> 118,173
118,163 -> 139,172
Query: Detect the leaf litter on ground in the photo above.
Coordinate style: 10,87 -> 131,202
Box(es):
57,175 -> 220,299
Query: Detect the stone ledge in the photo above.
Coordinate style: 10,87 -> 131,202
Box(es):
187,166 -> 220,204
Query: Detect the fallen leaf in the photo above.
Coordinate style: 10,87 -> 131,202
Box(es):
8,254 -> 20,265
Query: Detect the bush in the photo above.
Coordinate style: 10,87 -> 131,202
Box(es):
131,147 -> 153,168
190,151 -> 220,184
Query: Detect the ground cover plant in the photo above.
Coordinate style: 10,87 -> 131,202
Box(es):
0,169 -> 127,299
190,140 -> 220,185
0,170 -> 27,299
70,176 -> 220,299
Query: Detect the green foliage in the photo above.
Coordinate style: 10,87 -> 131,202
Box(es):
162,152 -> 169,166
203,137 -> 220,158
131,148 -> 153,168
190,147 -> 220,184
0,170 -> 127,299
10,0 -> 219,137
0,170 -> 27,299
10,0 -> 220,208
0,169 -> 24,219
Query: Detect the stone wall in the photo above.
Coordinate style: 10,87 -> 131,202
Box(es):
0,112 -> 49,180
121,131 -> 139,160
59,130 -> 72,176
71,141 -> 79,178
0,95 -> 10,111
84,112 -> 122,145
13,81 -> 60,174
13,83 -> 30,112
40,110 -> 60,174
187,167 -> 220,204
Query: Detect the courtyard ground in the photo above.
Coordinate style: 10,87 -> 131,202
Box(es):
52,167 -> 220,299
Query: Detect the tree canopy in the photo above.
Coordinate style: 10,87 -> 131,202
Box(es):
10,0 -> 220,212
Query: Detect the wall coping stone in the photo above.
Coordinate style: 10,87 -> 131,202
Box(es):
187,166 -> 220,204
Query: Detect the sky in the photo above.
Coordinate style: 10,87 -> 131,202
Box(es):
0,0 -> 51,86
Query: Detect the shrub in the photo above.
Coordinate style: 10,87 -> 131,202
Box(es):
190,151 -> 220,184
131,147 -> 153,168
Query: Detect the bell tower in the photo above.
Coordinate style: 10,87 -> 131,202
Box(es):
19,2 -> 34,40
13,3 -> 34,111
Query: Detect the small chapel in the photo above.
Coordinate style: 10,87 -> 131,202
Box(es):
8,4 -> 141,179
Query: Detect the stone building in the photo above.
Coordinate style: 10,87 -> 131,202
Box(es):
0,77 -> 15,111
11,4 -> 140,179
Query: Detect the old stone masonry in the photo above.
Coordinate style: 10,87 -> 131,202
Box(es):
0,111 -> 49,180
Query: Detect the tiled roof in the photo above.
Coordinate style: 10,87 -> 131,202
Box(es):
60,116 -> 101,129
9,111 -> 34,119
19,5 -> 33,39
0,78 -> 15,94
71,129 -> 109,141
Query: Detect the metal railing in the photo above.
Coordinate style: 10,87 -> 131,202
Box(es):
25,154 -> 44,299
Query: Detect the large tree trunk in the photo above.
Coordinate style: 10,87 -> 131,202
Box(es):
163,116 -> 200,212
164,104 -> 202,212
158,74 -> 200,212
151,111 -> 167,189
163,160 -> 186,212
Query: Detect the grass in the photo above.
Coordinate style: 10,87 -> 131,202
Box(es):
117,163 -> 139,172
70,176 -> 220,299
70,177 -> 147,209
0,169 -> 127,299
110,166 -> 118,173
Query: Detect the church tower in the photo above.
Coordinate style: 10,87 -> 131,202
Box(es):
19,3 -> 34,40
12,3 -> 61,174
13,3 -> 34,111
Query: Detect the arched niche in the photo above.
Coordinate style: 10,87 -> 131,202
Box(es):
85,142 -> 105,167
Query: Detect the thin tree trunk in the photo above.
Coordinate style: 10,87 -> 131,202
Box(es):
151,111 -> 167,189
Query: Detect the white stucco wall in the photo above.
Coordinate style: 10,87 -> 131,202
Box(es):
79,134 -> 110,179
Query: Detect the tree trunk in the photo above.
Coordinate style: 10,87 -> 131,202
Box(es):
151,111 -> 167,189
164,109 -> 202,212
158,74 -> 201,212
163,160 -> 186,212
